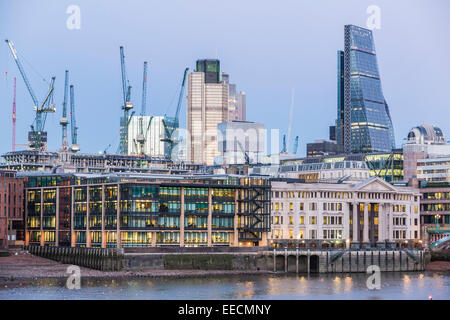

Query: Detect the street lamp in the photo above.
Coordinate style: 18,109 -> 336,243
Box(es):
434,214 -> 441,225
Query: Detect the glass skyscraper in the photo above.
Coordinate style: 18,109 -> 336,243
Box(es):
337,25 -> 395,154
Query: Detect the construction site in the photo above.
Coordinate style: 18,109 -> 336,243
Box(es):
1,40 -> 198,174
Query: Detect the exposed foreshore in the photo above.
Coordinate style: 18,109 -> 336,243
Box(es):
0,252 -> 271,285
424,260 -> 450,272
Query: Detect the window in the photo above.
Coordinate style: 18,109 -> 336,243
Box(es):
310,216 -> 316,225
299,216 -> 304,225
289,216 -> 293,225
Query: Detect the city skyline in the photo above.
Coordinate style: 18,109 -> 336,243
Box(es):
0,0 -> 449,157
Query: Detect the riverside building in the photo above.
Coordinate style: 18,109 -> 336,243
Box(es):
0,170 -> 24,248
22,172 -> 270,248
270,177 -> 421,249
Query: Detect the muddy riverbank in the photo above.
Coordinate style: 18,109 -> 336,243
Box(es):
0,251 -> 271,285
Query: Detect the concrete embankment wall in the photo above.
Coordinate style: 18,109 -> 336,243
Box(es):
23,245 -> 427,273
430,249 -> 450,261
123,253 -> 273,271
25,245 -> 123,271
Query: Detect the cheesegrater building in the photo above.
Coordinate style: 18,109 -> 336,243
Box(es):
22,172 -> 270,248
336,25 -> 395,155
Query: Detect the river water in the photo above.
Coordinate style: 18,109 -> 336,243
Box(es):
0,272 -> 448,300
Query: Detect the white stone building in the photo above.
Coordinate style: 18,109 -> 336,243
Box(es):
279,160 -> 370,183
270,177 -> 421,248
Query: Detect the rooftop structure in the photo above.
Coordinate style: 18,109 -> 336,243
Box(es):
1,150 -> 206,175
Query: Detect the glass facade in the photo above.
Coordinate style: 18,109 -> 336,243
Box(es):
23,174 -> 271,247
340,25 -> 395,154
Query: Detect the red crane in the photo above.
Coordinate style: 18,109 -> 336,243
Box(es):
12,77 -> 16,152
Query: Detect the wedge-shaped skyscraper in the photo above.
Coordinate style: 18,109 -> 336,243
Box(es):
336,25 -> 395,154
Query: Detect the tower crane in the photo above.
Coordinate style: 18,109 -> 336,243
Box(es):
282,134 -> 287,153
60,70 -> 69,150
293,136 -> 299,154
161,67 -> 189,159
136,61 -> 148,155
69,85 -> 80,152
119,46 -> 133,154
5,39 -> 56,150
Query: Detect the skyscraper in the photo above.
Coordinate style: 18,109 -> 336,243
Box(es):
187,59 -> 229,165
223,73 -> 246,121
337,25 -> 395,154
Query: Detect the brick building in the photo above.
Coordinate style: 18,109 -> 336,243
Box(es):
0,170 -> 24,248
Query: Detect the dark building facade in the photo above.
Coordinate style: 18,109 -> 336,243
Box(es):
0,170 -> 24,248
23,173 -> 271,248
338,25 -> 395,154
195,59 -> 221,84
419,181 -> 450,244
307,140 -> 343,158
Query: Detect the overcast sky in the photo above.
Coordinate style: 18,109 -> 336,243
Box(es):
0,0 -> 449,157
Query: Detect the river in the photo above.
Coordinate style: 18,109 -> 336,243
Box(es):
0,272 -> 448,300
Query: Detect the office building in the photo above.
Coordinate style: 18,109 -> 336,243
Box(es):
223,73 -> 246,121
187,59 -> 229,165
23,172 -> 271,248
337,25 -> 395,154
419,177 -> 450,245
127,116 -> 168,158
307,139 -> 343,158
270,177 -> 421,248
217,120 -> 265,165
281,149 -> 404,183
403,124 -> 450,181
279,160 -> 370,183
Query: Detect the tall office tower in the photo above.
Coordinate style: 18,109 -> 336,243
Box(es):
223,73 -> 246,121
338,25 -> 395,154
187,59 -> 229,165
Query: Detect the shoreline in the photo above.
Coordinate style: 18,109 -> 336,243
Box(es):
1,252 -> 449,286
0,252 -> 272,285
424,260 -> 450,272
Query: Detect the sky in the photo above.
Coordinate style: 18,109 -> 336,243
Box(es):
0,0 -> 449,157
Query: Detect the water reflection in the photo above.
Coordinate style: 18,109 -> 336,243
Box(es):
0,272 -> 448,300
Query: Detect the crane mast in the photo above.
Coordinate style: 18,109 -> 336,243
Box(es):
136,61 -> 148,155
12,77 -> 16,152
293,136 -> 299,154
60,70 -> 69,150
69,85 -> 79,153
119,46 -> 133,154
161,67 -> 189,159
